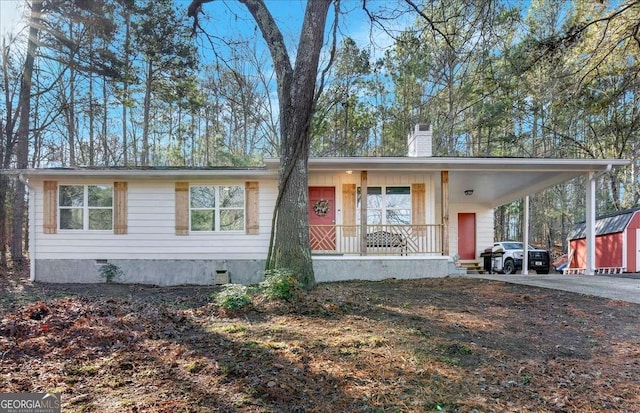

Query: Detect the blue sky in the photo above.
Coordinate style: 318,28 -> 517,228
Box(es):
0,0 -> 25,36
0,0 -> 401,64
193,0 -> 404,63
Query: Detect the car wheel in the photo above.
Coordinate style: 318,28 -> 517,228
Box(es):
503,259 -> 516,275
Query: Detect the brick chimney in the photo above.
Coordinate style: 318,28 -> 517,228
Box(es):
407,124 -> 432,157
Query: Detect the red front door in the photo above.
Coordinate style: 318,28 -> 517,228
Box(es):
309,187 -> 336,251
458,213 -> 476,260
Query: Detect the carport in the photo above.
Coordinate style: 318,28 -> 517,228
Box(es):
439,158 -> 629,275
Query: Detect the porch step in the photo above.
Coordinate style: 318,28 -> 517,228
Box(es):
459,261 -> 487,275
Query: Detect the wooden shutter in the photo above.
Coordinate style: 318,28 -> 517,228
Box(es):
412,183 -> 426,236
43,180 -> 58,234
175,182 -> 189,235
342,183 -> 356,237
245,182 -> 259,235
114,182 -> 128,234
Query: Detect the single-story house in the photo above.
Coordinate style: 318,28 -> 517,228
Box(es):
567,207 -> 640,273
15,125 -> 628,285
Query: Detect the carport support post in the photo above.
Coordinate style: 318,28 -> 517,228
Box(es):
585,172 -> 596,275
441,171 -> 449,256
523,196 -> 529,275
360,171 -> 368,256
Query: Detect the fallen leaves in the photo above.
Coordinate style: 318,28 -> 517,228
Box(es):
1,275 -> 639,412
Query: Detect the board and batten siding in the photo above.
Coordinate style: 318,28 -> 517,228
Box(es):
449,203 -> 494,260
308,171 -> 438,226
30,178 -> 277,260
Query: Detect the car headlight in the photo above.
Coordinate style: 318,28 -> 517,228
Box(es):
514,252 -> 524,259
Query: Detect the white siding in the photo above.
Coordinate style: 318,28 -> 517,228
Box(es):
31,177 -> 277,260
449,203 -> 494,259
30,172 -> 493,262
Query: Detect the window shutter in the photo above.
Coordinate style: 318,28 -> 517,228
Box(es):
412,183 -> 426,236
175,182 -> 189,235
43,180 -> 58,234
342,183 -> 356,237
245,182 -> 259,235
114,182 -> 128,234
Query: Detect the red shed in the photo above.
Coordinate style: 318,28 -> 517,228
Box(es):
568,208 -> 640,273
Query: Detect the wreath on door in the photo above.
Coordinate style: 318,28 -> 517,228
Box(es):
313,199 -> 330,217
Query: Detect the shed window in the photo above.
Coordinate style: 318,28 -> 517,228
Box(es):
59,185 -> 113,230
357,186 -> 411,225
190,185 -> 244,231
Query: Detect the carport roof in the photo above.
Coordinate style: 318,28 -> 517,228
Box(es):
263,157 -> 630,208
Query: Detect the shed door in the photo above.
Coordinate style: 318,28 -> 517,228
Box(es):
309,187 -> 336,251
458,213 -> 476,260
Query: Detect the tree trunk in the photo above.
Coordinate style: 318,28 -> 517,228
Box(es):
122,7 -> 131,166
191,0 -> 331,288
254,0 -> 331,289
142,59 -> 153,166
1,37 -> 18,269
67,22 -> 77,167
11,0 -> 43,266
88,66 -> 95,166
102,74 -> 109,164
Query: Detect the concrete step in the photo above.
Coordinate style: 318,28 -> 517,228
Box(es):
459,261 -> 487,275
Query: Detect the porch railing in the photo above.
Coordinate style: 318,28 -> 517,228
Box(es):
310,224 -> 443,255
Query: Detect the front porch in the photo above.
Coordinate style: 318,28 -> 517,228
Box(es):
310,224 -> 444,256
309,224 -> 458,282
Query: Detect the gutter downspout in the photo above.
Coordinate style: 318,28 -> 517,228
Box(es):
585,164 -> 613,276
19,173 -> 35,282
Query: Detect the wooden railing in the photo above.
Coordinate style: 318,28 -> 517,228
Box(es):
309,224 -> 443,255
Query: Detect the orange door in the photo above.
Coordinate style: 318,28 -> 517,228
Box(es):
309,187 -> 336,251
457,213 -> 476,260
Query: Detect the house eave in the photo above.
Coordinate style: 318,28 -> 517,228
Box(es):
10,167 -> 277,180
264,156 -> 629,173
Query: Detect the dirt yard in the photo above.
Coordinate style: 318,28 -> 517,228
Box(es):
1,271 -> 639,412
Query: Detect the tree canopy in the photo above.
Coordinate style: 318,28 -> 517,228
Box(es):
1,0 -> 638,276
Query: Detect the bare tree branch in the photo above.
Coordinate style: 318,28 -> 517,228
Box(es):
187,0 -> 216,37
402,0 -> 454,49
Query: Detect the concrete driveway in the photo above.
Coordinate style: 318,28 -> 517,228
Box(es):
464,273 -> 640,304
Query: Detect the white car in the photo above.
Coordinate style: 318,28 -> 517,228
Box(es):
491,241 -> 550,274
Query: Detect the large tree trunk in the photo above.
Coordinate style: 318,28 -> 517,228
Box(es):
241,0 -> 331,289
1,37 -> 19,269
122,6 -> 131,166
189,0 -> 331,288
11,0 -> 43,267
141,59 -> 153,166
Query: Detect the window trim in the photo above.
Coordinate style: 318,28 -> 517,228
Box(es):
58,184 -> 114,231
188,184 -> 246,232
356,185 -> 412,225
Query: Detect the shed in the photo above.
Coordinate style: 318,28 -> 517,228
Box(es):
568,208 -> 640,273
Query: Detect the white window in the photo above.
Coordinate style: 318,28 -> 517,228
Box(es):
357,186 -> 411,225
190,185 -> 244,231
59,185 -> 113,230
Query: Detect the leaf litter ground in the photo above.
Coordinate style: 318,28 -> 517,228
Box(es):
1,271 -> 639,412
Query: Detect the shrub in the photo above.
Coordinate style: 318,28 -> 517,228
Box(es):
214,284 -> 251,310
260,269 -> 299,301
99,263 -> 123,283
